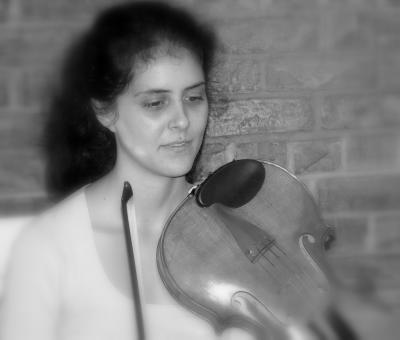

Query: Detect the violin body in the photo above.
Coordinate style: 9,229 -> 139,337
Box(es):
157,160 -> 397,339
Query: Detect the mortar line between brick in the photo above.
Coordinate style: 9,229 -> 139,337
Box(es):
366,215 -> 376,253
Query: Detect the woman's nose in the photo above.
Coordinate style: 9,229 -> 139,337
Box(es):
169,102 -> 189,130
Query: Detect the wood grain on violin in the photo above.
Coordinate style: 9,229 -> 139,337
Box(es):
157,160 -> 399,340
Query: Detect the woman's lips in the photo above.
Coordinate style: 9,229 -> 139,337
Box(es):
161,140 -> 192,151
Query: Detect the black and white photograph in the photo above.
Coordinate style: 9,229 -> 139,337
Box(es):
0,0 -> 400,339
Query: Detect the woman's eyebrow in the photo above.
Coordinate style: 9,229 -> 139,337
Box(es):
133,89 -> 170,97
133,81 -> 205,97
185,81 -> 206,91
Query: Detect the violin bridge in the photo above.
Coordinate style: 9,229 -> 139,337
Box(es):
246,238 -> 276,263
210,204 -> 276,264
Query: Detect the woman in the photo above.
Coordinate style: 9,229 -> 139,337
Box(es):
0,2 -> 250,340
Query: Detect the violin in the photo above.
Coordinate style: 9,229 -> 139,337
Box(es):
156,159 -> 398,340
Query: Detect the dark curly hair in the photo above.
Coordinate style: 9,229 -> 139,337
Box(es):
44,1 -> 217,199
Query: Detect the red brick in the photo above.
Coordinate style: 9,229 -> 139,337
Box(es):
19,68 -> 55,107
216,14 -> 319,54
380,93 -> 400,126
195,141 -> 259,180
0,71 -> 9,106
346,133 -> 400,171
376,0 -> 400,7
374,214 -> 400,253
324,0 -> 377,6
207,98 -> 314,137
319,8 -> 373,50
317,174 -> 400,213
321,93 -> 382,129
188,0 -> 323,19
0,111 -> 44,147
323,216 -> 369,256
328,254 -> 400,297
379,48 -> 400,90
209,55 -> 262,94
378,289 -> 400,309
0,147 -> 46,196
201,142 -> 226,155
235,142 -> 258,160
265,54 -> 377,91
257,141 -> 287,167
196,142 -> 231,180
0,0 -> 10,22
20,0 -> 122,20
290,139 -> 342,174
0,25 -> 80,66
373,11 -> 400,49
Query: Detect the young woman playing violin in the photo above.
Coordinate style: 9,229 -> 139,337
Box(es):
1,2 -> 398,340
0,2 -> 250,340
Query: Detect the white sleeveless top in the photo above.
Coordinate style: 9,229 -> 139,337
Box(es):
0,188 -> 228,340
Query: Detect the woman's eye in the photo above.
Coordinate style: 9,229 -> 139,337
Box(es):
190,96 -> 204,102
143,99 -> 166,110
185,94 -> 205,103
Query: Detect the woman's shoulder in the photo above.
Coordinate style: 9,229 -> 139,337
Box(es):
16,187 -> 90,249
38,186 -> 88,220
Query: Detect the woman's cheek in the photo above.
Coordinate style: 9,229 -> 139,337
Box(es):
194,107 -> 209,134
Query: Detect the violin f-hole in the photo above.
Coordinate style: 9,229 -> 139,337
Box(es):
210,204 -> 275,263
299,234 -> 330,288
231,291 -> 288,340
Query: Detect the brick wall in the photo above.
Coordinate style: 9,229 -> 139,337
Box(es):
1,0 -> 400,308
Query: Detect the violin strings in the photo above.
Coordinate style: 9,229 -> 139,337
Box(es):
259,253 -> 309,296
261,253 -> 276,267
259,246 -> 317,297
276,250 -> 315,289
257,246 -> 308,296
257,260 -> 284,286
270,244 -> 320,289
258,257 -> 304,295
270,243 -> 286,256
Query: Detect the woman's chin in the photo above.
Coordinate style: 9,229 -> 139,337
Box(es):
156,157 -> 196,178
157,151 -> 198,179
163,164 -> 194,179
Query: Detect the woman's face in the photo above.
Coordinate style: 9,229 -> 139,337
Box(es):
110,49 -> 208,179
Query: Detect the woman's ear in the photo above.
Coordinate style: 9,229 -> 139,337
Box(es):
91,99 -> 117,132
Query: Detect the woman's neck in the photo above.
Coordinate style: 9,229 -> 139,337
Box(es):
112,160 -> 190,209
87,159 -> 192,233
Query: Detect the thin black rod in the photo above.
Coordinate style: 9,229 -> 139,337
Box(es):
121,181 -> 146,340
327,307 -> 358,340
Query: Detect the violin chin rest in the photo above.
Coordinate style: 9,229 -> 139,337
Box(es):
195,159 -> 266,208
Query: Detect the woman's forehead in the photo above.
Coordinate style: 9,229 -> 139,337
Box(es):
129,49 -> 205,92
134,44 -> 200,72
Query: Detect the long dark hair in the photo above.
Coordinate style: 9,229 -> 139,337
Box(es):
44,1 -> 216,199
